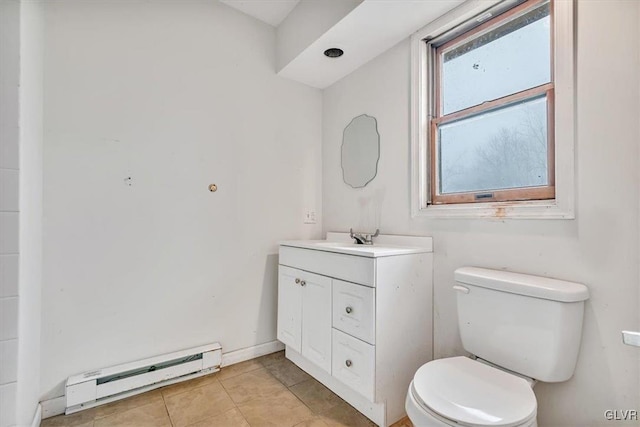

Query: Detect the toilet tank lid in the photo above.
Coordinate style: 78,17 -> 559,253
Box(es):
454,267 -> 589,302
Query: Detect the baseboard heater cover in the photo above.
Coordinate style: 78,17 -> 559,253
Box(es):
65,342 -> 222,414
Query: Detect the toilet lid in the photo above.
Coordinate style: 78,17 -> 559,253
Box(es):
412,357 -> 537,427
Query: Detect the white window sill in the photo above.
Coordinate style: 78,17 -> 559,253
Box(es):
413,199 -> 574,220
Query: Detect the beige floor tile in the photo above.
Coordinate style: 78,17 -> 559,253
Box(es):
289,378 -> 344,414
265,358 -> 311,387
390,416 -> 413,427
41,411 -> 95,427
164,380 -> 236,427
237,388 -> 314,427
319,401 -> 376,427
160,371 -> 220,398
93,401 -> 171,427
220,367 -> 287,405
256,350 -> 285,368
186,407 -> 250,427
293,415 -> 331,427
93,389 -> 163,419
41,355 -> 382,427
217,358 -> 263,380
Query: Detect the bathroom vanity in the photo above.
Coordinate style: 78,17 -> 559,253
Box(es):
277,232 -> 433,426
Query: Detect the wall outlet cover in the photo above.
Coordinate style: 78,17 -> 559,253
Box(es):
304,210 -> 317,224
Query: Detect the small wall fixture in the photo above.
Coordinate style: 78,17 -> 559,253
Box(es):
324,48 -> 344,58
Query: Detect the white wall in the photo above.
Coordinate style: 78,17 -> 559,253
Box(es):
41,0 -> 322,400
0,1 -> 21,426
17,0 -> 43,425
322,1 -> 640,425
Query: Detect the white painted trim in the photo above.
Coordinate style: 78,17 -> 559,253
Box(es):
41,396 -> 65,419
30,404 -> 42,427
410,0 -> 576,220
220,340 -> 284,367
415,198 -> 573,219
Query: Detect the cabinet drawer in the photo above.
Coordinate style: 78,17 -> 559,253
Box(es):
332,329 -> 375,401
333,280 -> 375,345
279,246 -> 375,287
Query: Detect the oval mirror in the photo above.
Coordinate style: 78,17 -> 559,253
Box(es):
341,114 -> 380,188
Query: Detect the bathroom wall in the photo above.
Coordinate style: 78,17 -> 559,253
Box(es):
41,0 -> 322,400
322,1 -> 640,425
0,1 -> 21,425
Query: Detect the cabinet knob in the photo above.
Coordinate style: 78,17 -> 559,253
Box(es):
295,278 -> 300,284
345,306 -> 353,314
345,359 -> 352,368
300,280 -> 306,286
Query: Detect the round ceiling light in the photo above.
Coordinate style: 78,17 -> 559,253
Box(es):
324,48 -> 344,58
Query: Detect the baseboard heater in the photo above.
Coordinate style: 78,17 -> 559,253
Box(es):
65,342 -> 222,414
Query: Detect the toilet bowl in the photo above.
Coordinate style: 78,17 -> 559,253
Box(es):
405,357 -> 537,427
406,267 -> 589,427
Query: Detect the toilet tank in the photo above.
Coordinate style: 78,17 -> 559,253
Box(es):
454,267 -> 589,383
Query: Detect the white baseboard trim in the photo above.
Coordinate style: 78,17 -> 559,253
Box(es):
31,404 -> 42,427
221,340 -> 284,367
40,340 -> 285,419
41,396 -> 65,420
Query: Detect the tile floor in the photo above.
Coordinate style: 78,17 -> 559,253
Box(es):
41,351 -> 413,427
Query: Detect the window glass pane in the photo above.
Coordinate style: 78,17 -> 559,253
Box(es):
441,2 -> 550,115
438,95 -> 548,194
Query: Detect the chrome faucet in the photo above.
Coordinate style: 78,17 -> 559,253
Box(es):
349,228 -> 380,245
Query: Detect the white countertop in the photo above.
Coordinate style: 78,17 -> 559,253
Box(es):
279,239 -> 431,258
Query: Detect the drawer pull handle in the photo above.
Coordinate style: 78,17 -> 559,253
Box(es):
345,306 -> 353,314
300,280 -> 306,286
295,278 -> 300,284
345,359 -> 352,367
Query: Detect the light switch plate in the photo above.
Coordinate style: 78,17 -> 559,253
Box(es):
304,210 -> 317,224
622,331 -> 640,347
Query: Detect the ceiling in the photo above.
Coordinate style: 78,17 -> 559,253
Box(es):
220,0 -> 468,89
278,0 -> 466,88
219,0 -> 300,27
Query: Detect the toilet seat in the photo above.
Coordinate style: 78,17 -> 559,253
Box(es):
411,356 -> 537,427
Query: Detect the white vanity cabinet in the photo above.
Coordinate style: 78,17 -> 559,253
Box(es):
277,266 -> 332,373
277,233 -> 433,427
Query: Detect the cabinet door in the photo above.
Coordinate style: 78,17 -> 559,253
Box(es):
301,271 -> 332,373
277,266 -> 302,352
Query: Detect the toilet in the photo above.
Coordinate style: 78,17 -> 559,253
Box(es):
406,267 -> 590,427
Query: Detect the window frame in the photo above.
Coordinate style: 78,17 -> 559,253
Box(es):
410,0 -> 575,219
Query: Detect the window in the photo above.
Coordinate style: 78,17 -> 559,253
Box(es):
411,0 -> 575,218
